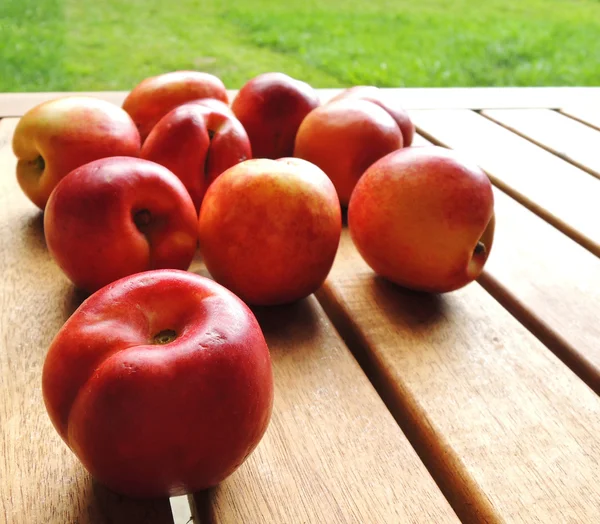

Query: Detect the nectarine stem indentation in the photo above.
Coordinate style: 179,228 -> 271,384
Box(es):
32,155 -> 45,174
153,329 -> 177,345
474,241 -> 487,256
133,209 -> 152,230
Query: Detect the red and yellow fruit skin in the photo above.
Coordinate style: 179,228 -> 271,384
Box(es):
123,71 -> 229,142
12,96 -> 141,210
294,98 -> 404,206
232,72 -> 320,159
329,85 -> 415,146
42,269 -> 274,498
44,157 -> 198,293
348,146 -> 495,293
198,157 -> 342,306
141,100 -> 252,212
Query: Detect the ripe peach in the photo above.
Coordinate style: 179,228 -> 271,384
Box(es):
44,157 -> 198,293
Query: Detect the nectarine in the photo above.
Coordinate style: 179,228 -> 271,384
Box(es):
348,146 -> 495,293
198,158 -> 341,305
231,72 -> 320,159
123,71 -> 228,142
294,99 -> 403,206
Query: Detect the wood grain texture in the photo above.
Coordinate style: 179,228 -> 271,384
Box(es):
0,118 -> 175,524
2,87 -> 600,117
480,188 -> 600,394
413,132 -> 600,393
318,230 -> 600,523
481,108 -> 600,179
410,109 -> 600,257
560,107 -> 600,132
188,290 -> 458,524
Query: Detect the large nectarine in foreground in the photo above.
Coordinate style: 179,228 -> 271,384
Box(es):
43,269 -> 273,497
198,158 -> 341,305
348,146 -> 495,293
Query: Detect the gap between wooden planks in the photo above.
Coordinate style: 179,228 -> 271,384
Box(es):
480,108 -> 600,181
170,496 -> 194,524
480,187 -> 600,394
185,268 -> 458,523
410,133 -> 600,394
0,117 -> 458,523
410,108 -> 600,259
560,107 -> 600,132
317,229 -> 600,523
316,126 -> 600,521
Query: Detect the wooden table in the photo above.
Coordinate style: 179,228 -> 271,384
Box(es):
1,88 -> 600,523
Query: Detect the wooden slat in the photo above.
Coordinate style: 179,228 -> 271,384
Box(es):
321,87 -> 600,111
190,290 -> 459,523
0,119 -> 175,522
318,230 -> 600,523
0,118 -> 458,523
410,133 -> 437,148
480,188 -> 600,394
413,132 -> 600,394
560,107 -> 600,132
2,87 -> 600,117
482,109 -> 600,179
410,109 -> 600,258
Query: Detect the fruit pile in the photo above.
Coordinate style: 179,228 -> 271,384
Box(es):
13,71 -> 495,498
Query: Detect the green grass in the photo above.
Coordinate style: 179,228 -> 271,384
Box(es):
1,0 -> 599,91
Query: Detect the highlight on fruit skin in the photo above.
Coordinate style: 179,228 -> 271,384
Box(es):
348,145 -> 495,293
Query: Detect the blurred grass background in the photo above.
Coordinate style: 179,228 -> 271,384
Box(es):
1,0 -> 599,92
